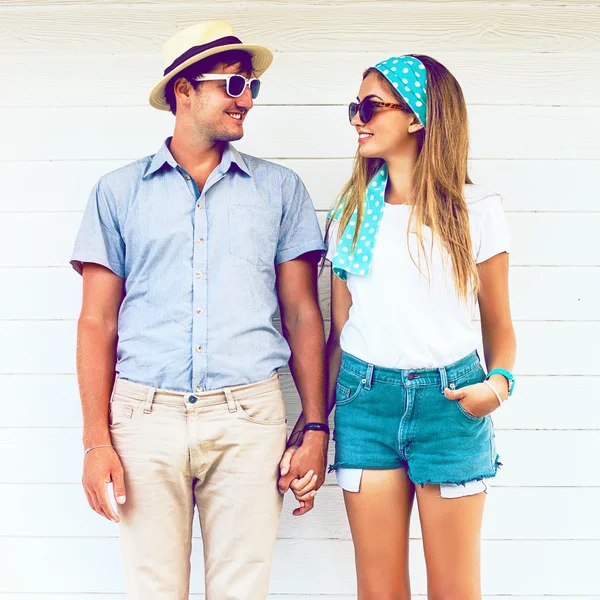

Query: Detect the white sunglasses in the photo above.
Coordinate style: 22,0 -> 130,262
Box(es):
193,74 -> 261,99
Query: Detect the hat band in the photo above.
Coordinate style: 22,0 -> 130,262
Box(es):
163,35 -> 243,76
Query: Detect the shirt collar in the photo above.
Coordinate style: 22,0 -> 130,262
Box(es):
143,137 -> 178,179
143,138 -> 252,180
222,143 -> 252,177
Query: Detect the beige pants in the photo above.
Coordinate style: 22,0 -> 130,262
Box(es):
109,374 -> 287,600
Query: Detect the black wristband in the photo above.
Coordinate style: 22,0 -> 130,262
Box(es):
303,422 -> 330,436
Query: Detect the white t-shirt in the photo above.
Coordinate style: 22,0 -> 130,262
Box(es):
326,185 -> 510,370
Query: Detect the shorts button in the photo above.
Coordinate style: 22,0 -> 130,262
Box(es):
407,373 -> 416,380
189,396 -> 197,404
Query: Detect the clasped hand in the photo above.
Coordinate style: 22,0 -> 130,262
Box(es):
277,431 -> 328,516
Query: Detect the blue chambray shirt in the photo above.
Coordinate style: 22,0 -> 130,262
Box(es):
71,138 -> 325,393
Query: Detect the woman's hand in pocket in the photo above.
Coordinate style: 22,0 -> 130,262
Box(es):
444,382 -> 501,418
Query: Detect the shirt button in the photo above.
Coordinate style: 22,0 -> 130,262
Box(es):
197,238 -> 204,244
186,175 -> 191,181
196,272 -> 203,278
196,386 -> 202,393
197,203 -> 203,209
197,308 -> 203,314
196,346 -> 202,353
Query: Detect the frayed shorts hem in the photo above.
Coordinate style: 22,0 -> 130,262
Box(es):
408,455 -> 502,488
329,455 -> 502,488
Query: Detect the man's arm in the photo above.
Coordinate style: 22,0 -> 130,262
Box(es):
275,254 -> 328,512
78,262 -> 125,523
279,267 -> 353,512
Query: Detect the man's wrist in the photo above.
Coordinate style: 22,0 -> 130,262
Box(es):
302,427 -> 330,446
84,444 -> 114,456
303,421 -> 330,435
83,429 -> 111,449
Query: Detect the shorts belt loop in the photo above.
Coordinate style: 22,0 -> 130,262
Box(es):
223,387 -> 237,413
438,366 -> 448,393
143,386 -> 157,414
364,364 -> 374,391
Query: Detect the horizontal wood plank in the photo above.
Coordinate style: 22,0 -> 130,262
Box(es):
3,373 -> 599,430
3,159 -> 599,214
2,483 -> 599,541
2,4 -> 600,56
2,266 -> 597,322
4,52 -> 600,108
2,212 -> 599,268
3,106 -> 600,161
0,320 -> 597,375
0,429 -> 598,487
0,537 -> 597,594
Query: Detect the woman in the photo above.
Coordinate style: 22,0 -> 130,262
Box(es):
283,55 -> 516,599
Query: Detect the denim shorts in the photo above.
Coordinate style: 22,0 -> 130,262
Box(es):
331,350 -> 500,486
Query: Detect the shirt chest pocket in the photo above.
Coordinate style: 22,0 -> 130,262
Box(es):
228,205 -> 279,267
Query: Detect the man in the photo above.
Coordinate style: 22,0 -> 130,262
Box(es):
71,20 -> 328,600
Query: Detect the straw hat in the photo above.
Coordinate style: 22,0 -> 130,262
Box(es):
149,20 -> 273,111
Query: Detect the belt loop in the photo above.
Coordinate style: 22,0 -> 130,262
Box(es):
438,366 -> 448,393
223,387 -> 237,413
364,364 -> 374,391
143,386 -> 156,414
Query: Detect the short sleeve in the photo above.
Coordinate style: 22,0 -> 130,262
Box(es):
475,194 -> 511,264
275,171 -> 326,264
70,179 -> 125,277
325,220 -> 340,263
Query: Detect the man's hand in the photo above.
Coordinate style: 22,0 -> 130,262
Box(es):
278,431 -> 328,516
82,446 -> 126,523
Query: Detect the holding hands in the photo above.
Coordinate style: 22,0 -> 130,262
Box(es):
278,428 -> 328,516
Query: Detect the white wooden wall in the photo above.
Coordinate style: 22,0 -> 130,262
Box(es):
1,0 -> 599,598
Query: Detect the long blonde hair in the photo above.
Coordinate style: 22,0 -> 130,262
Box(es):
328,55 -> 478,300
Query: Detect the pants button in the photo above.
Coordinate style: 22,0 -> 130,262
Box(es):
189,396 -> 197,404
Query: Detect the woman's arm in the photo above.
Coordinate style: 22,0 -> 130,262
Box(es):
444,251 -> 517,415
326,272 -> 353,416
477,252 -> 517,398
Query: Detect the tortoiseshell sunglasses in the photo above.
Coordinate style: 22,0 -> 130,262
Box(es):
348,97 -> 406,124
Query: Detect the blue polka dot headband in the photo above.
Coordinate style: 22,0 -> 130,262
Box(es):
375,56 -> 428,127
327,56 -> 428,280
